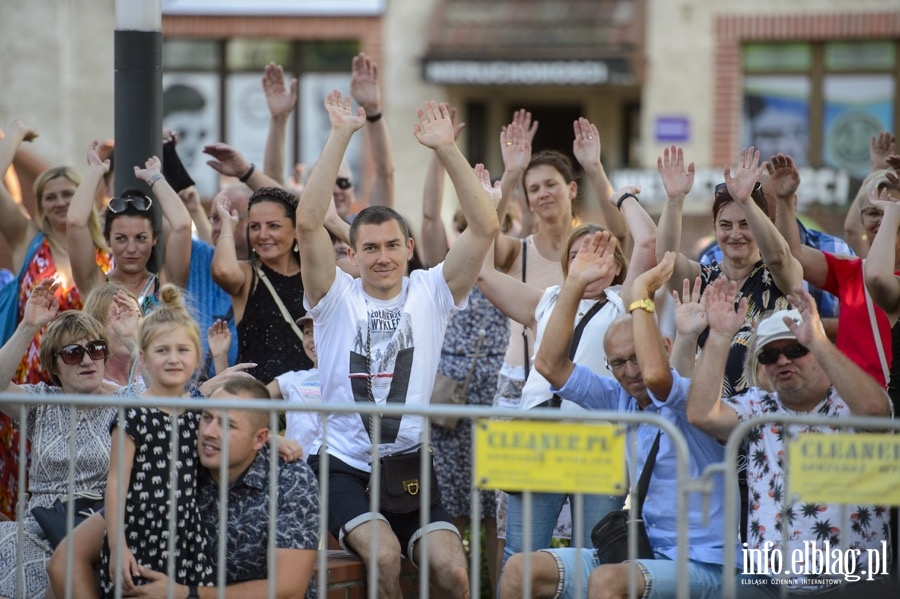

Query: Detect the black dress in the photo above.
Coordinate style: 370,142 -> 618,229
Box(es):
237,261 -> 313,383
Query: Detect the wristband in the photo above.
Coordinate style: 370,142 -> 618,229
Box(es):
147,173 -> 164,188
616,192 -> 638,210
628,298 -> 655,314
187,586 -> 199,599
365,112 -> 383,123
238,164 -> 255,183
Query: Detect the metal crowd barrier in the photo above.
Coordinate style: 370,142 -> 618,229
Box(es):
709,413 -> 900,599
3,393 -> 704,599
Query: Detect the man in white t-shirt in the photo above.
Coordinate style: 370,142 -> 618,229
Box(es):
267,316 -> 321,458
296,92 -> 499,598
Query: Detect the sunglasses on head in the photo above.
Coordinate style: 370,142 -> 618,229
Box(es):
336,177 -> 353,190
57,340 -> 109,365
715,181 -> 765,204
757,343 -> 809,366
107,195 -> 153,214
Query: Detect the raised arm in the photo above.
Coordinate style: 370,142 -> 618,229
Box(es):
655,145 -> 701,287
67,141 -> 109,298
686,276 -> 745,441
262,62 -> 298,185
863,179 -> 900,323
134,156 -> 193,287
0,278 -> 59,405
494,119 -> 533,271
476,244 -> 543,330
351,52 -> 394,208
629,252 -> 677,400
572,117 -> 626,242
420,107 -> 466,267
204,143 -> 283,191
768,153 -> 828,287
178,186 -> 212,245
534,231 -> 617,388
211,192 -> 250,297
414,102 -> 499,303
611,185 -> 658,305
0,120 -> 41,264
724,147 -> 802,294
670,276 -> 707,377
297,91 -> 365,306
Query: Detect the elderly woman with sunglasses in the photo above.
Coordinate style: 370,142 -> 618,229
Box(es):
67,140 -> 193,315
656,146 -> 802,398
0,278 -> 118,598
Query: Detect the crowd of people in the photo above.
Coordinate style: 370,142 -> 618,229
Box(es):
1,48 -> 899,599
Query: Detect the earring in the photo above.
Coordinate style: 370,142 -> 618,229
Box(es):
293,241 -> 299,253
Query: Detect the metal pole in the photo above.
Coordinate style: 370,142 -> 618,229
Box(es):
114,0 -> 162,263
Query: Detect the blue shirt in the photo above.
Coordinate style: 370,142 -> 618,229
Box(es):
186,240 -> 238,378
698,219 -> 853,318
554,365 -> 738,565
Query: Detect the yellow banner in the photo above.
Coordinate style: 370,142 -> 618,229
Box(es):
788,433 -> 900,505
473,419 -> 626,494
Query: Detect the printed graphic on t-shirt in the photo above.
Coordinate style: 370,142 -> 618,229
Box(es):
349,307 -> 414,443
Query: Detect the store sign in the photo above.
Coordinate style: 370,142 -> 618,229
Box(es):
655,116 -> 690,143
424,60 -> 611,85
162,0 -> 385,16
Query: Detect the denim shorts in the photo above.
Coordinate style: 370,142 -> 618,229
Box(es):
542,547 -> 725,599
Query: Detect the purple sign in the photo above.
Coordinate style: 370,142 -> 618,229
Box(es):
655,116 -> 690,143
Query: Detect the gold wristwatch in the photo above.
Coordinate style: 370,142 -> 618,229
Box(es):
628,298 -> 655,314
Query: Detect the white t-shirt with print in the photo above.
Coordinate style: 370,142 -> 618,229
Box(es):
518,285 -> 625,410
305,264 -> 463,471
275,368 -> 321,459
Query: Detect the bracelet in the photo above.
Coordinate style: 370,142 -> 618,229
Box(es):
147,173 -> 164,188
238,164 -> 255,183
627,298 -> 655,314
616,192 -> 638,210
216,234 -> 234,243
365,112 -> 383,123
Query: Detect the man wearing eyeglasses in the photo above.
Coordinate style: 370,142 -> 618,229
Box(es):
688,282 -> 892,596
333,165 -> 357,220
500,251 -> 736,599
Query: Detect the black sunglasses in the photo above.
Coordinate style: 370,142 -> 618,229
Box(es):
107,195 -> 153,214
335,177 -> 353,190
715,182 -> 764,203
757,343 -> 809,366
57,340 -> 109,365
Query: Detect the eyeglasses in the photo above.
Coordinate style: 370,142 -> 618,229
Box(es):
605,355 -> 639,372
57,340 -> 109,365
335,177 -> 353,190
757,343 -> 810,365
715,182 -> 764,203
107,195 -> 153,214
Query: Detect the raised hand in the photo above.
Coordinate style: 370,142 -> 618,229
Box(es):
724,146 -> 766,205
203,143 -> 251,177
213,192 -> 239,233
572,117 -> 602,169
474,163 -> 501,208
657,145 -> 695,198
10,119 -> 38,143
633,252 -> 676,300
784,286 -> 825,347
133,156 -> 161,184
885,154 -> 900,175
262,62 -> 298,120
207,319 -> 232,359
86,140 -> 111,173
704,276 -> 747,338
349,52 -> 381,114
413,101 -> 455,149
567,230 -> 617,288
870,132 -> 896,170
511,108 -> 538,145
177,186 -> 202,213
500,121 -> 531,172
674,276 -> 708,338
766,153 -> 801,200
22,278 -> 60,329
868,185 -> 900,215
324,90 -> 366,133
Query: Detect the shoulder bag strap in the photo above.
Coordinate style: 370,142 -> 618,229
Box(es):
521,238 -> 530,378
862,259 -> 891,383
635,431 -> 662,515
254,265 -> 305,344
568,299 -> 606,361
